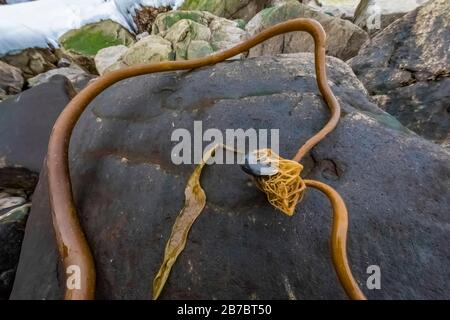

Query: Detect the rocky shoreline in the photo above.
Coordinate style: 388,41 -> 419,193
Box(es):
0,0 -> 449,300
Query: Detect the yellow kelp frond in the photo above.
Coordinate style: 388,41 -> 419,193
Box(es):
253,149 -> 306,216
152,147 -> 217,300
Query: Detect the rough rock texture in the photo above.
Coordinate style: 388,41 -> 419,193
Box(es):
0,195 -> 25,211
94,45 -> 129,75
186,40 -> 214,59
354,0 -> 428,34
164,19 -> 212,59
106,35 -> 174,73
246,0 -> 368,60
0,61 -> 24,97
0,201 -> 30,300
133,6 -> 172,34
59,20 -> 136,74
181,0 -> 271,22
153,10 -> 247,59
0,48 -> 59,79
0,168 -> 38,197
0,175 -> 36,296
10,53 -> 450,300
0,89 -> 7,101
27,67 -> 94,92
0,75 -> 73,173
349,0 -> 450,148
108,10 -> 247,71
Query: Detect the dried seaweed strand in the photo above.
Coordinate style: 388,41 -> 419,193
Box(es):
152,146 -> 217,299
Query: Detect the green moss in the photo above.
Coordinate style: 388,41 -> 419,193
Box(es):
259,6 -> 278,21
180,0 -> 201,10
234,19 -> 246,29
259,1 -> 303,26
181,0 -> 222,14
161,11 -> 207,29
187,40 -> 213,59
59,20 -> 135,57
61,31 -> 125,56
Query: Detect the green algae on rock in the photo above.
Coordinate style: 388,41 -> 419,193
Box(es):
59,20 -> 135,74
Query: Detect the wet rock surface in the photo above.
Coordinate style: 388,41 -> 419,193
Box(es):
10,54 -> 450,299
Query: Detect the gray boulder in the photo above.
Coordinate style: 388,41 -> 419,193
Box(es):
27,67 -> 95,92
0,75 -> 73,299
94,45 -> 128,76
246,0 -> 369,60
0,75 -> 74,173
349,0 -> 450,149
10,53 -> 450,299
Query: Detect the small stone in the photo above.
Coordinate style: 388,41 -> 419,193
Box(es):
27,67 -> 92,88
57,58 -> 71,68
94,45 -> 128,75
136,32 -> 150,41
0,197 -> 26,211
241,152 -> 278,176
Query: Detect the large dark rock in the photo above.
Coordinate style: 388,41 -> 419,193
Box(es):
0,75 -> 74,173
349,0 -> 450,149
11,54 -> 450,300
0,75 -> 73,299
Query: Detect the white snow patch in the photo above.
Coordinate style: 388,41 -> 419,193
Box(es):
0,0 -> 185,56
